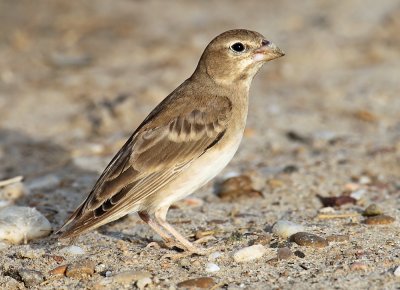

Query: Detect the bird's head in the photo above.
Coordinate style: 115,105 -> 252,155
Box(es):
194,29 -> 284,88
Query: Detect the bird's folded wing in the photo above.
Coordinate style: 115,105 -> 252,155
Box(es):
58,96 -> 232,238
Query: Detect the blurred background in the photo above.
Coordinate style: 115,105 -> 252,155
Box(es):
1,0 -> 399,143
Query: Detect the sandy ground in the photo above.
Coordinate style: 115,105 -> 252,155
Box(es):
0,0 -> 399,289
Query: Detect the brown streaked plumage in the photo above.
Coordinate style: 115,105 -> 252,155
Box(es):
57,29 -> 284,253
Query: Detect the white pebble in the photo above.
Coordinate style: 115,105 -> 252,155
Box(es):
350,189 -> 366,200
0,182 -> 28,202
137,277 -> 152,289
233,244 -> 266,262
105,271 -> 112,277
208,251 -> 222,261
223,171 -> 241,179
272,220 -> 305,238
394,266 -> 400,277
0,206 -> 51,244
95,263 -> 107,273
319,207 -> 335,213
60,245 -> 85,255
359,176 -> 371,185
87,143 -> 105,154
205,262 -> 220,272
112,270 -> 151,285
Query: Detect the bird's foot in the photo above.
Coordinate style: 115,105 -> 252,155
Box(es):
161,239 -> 208,256
161,247 -> 209,260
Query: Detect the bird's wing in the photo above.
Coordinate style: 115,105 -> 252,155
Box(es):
58,95 -> 232,238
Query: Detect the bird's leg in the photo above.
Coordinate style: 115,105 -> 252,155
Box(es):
138,211 -> 174,246
154,206 -> 206,255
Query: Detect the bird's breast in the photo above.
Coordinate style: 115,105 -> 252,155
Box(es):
148,131 -> 244,211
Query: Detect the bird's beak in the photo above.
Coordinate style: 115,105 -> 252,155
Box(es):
253,40 -> 285,62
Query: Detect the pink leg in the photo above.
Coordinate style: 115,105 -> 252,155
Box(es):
154,206 -> 206,254
138,211 -> 174,245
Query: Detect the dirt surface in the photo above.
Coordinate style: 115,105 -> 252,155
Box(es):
0,0 -> 399,289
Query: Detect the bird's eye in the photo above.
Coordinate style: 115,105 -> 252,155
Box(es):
230,42 -> 246,53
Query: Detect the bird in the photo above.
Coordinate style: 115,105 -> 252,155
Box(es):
57,29 -> 284,254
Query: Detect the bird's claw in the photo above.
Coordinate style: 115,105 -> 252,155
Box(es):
161,240 -> 209,256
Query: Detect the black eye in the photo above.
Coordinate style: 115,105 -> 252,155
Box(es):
230,42 -> 245,53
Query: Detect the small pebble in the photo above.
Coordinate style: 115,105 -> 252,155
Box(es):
205,262 -> 220,273
112,270 -> 151,285
319,207 -> 336,213
286,130 -> 311,144
49,255 -> 65,263
282,165 -> 299,174
192,260 -> 201,268
272,220 -> 305,239
362,204 -> 383,217
17,247 -> 45,259
233,244 -> 266,262
208,252 -> 222,261
65,260 -> 95,279
49,265 -> 68,276
277,247 -> 293,260
326,235 -> 350,243
177,277 -> 215,288
105,270 -> 112,277
0,181 -> 27,202
18,269 -> 44,287
0,206 -> 52,244
60,245 -> 85,255
137,277 -> 152,289
179,258 -> 190,268
350,189 -> 366,200
251,234 -> 272,246
350,262 -> 368,271
267,178 -> 285,189
364,214 -> 395,225
223,171 -> 241,179
95,263 -> 107,273
359,176 -> 371,184
317,195 -> 356,207
294,250 -> 305,258
394,266 -> 400,277
344,183 -> 360,192
218,175 -> 262,201
291,232 -> 329,248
